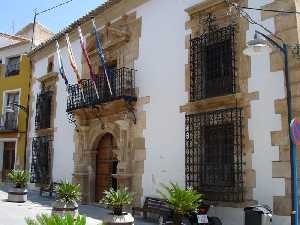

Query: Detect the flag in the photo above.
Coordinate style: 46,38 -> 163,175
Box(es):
55,41 -> 69,86
65,33 -> 81,83
78,26 -> 100,99
65,33 -> 85,102
92,18 -> 113,96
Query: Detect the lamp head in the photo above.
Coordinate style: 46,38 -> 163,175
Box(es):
243,33 -> 272,56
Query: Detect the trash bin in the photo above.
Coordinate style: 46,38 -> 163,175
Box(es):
244,205 -> 272,225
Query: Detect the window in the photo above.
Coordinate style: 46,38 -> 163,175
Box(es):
3,92 -> 19,130
35,91 -> 52,130
47,56 -> 54,73
190,25 -> 236,101
30,136 -> 52,184
6,56 -> 20,76
185,108 -> 243,202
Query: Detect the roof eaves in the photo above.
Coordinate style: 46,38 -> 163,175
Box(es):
29,0 -> 122,56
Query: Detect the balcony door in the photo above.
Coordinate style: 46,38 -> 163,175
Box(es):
2,142 -> 15,181
4,92 -> 19,130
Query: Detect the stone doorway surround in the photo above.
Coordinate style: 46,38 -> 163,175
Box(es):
72,97 -> 149,205
71,6 -> 148,205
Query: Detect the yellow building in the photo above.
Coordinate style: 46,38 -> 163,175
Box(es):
0,23 -> 53,181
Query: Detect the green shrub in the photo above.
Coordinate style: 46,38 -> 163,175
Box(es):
55,181 -> 81,203
100,187 -> 134,215
8,170 -> 29,188
158,183 -> 203,224
26,213 -> 86,225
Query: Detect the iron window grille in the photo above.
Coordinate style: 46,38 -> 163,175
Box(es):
185,108 -> 243,202
35,91 -> 52,130
67,67 -> 136,112
30,136 -> 52,184
6,56 -> 20,76
190,24 -> 236,101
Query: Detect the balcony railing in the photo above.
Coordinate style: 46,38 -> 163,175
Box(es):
0,119 -> 18,131
67,67 -> 136,112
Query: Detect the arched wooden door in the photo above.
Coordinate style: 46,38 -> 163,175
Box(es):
95,133 -> 118,202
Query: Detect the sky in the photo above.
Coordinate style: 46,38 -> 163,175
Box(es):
0,0 -> 106,34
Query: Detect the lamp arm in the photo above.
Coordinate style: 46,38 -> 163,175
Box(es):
255,30 -> 285,52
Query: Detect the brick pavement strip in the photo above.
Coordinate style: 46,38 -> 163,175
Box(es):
0,189 -> 155,225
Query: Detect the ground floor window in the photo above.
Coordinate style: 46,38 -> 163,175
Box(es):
30,136 -> 52,184
185,107 -> 243,202
2,142 -> 15,181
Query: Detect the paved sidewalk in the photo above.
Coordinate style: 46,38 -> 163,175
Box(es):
0,188 -> 155,225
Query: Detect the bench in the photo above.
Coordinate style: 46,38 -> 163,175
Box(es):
132,197 -> 173,221
40,182 -> 61,197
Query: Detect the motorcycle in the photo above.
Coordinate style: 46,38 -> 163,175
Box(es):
188,201 -> 222,225
158,201 -> 222,225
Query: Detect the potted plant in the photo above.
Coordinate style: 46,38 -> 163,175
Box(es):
7,169 -> 29,203
52,181 -> 81,217
159,183 -> 203,225
101,187 -> 134,225
26,213 -> 86,225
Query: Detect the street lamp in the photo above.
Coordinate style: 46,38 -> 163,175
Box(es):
4,102 -> 29,171
244,30 -> 299,225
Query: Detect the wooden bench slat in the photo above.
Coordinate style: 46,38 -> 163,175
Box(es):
132,197 -> 173,221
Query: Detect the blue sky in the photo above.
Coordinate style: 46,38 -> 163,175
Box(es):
0,0 -> 105,34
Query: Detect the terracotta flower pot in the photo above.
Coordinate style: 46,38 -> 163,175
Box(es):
103,212 -> 134,225
8,187 -> 27,203
52,200 -> 78,217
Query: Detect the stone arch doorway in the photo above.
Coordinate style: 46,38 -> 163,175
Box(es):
95,133 -> 118,202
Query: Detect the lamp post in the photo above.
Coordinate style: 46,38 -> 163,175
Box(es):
244,30 -> 299,225
5,103 -> 29,171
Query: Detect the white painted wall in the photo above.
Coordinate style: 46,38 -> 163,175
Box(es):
29,40 -> 79,182
135,0 -> 190,198
246,0 -> 290,224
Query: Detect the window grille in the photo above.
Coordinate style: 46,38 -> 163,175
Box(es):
30,136 -> 52,184
190,24 -> 236,101
35,91 -> 52,130
185,108 -> 243,202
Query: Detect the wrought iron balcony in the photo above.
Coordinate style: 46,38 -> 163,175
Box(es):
67,67 -> 136,112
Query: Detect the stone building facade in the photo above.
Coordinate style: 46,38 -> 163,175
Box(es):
27,0 -> 300,225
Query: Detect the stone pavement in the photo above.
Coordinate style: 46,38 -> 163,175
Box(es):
0,188 -> 155,225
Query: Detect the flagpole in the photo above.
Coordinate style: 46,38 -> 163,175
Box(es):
77,26 -> 100,100
92,18 -> 113,96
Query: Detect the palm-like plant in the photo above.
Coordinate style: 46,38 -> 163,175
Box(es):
8,170 -> 29,188
100,187 -> 134,215
55,181 -> 81,204
26,213 -> 86,225
159,183 -> 203,224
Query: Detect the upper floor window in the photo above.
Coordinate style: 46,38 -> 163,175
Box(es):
2,92 -> 19,130
190,24 -> 236,101
35,90 -> 52,130
6,56 -> 20,77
